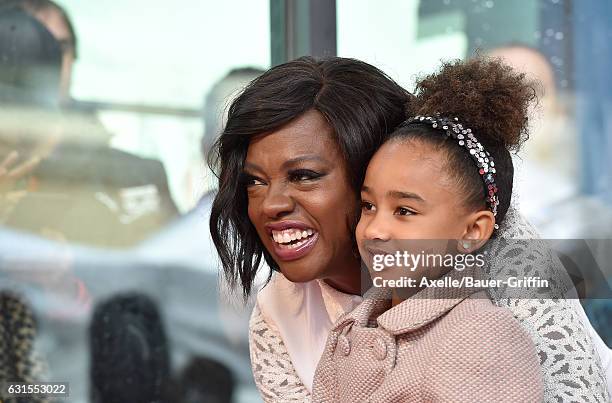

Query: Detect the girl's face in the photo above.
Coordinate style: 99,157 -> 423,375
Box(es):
244,109 -> 361,292
356,139 -> 493,260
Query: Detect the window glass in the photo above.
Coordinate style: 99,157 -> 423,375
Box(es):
338,0 -> 612,239
64,0 -> 270,212
2,1 -> 611,401
0,1 -> 269,402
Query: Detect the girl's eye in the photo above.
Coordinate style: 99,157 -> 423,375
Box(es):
361,201 -> 375,212
395,207 -> 415,216
288,169 -> 322,182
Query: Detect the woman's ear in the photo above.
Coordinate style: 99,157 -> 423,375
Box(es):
459,210 -> 495,252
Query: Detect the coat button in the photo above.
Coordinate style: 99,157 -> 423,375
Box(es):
338,335 -> 351,356
374,338 -> 387,361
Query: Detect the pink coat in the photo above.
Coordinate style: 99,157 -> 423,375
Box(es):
312,273 -> 544,402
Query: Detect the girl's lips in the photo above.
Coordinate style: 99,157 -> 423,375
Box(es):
271,231 -> 320,261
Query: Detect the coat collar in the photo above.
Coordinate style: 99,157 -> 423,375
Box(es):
332,266 -> 487,336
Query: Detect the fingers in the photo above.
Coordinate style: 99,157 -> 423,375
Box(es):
7,155 -> 41,179
0,150 -> 19,174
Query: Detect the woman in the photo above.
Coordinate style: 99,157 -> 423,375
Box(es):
209,56 -> 611,402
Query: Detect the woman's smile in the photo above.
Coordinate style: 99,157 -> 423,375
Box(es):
265,220 -> 320,261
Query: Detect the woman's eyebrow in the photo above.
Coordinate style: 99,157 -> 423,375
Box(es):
244,155 -> 326,172
243,162 -> 263,173
282,155 -> 326,168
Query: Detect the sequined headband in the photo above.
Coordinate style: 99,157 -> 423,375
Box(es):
399,114 -> 500,224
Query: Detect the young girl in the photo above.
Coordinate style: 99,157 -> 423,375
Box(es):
312,58 -> 544,402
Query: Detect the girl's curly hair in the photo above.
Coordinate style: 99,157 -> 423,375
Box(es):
391,57 -> 538,225
414,57 -> 536,151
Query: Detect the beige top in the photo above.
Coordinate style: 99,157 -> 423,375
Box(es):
253,274 -> 362,393
312,272 -> 544,403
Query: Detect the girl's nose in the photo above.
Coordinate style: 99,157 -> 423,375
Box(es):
362,215 -> 391,241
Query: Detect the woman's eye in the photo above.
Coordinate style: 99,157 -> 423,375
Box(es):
395,207 -> 414,216
289,169 -> 322,182
241,174 -> 265,187
361,201 -> 375,212
249,178 -> 265,186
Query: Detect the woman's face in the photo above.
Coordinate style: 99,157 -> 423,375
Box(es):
244,109 -> 361,290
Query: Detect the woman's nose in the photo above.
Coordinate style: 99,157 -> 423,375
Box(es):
262,183 -> 295,218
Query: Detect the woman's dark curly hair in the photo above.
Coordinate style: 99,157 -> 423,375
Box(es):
208,56 -> 412,297
388,57 -> 537,226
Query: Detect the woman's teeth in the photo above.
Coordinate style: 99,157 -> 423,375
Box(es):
271,228 -> 316,248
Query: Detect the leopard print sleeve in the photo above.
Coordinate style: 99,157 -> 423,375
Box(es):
0,291 -> 49,403
248,303 -> 312,402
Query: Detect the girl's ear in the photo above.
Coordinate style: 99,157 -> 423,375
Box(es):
459,210 -> 495,253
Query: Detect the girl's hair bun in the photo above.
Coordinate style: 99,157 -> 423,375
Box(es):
413,57 -> 537,151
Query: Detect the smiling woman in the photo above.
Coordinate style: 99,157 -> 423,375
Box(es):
243,109 -> 359,289
208,56 -> 410,298
208,56 -> 410,398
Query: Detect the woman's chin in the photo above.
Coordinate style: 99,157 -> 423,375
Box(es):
278,262 -> 321,284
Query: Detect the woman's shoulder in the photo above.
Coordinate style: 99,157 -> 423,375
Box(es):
498,297 -> 611,401
248,302 -> 312,402
255,273 -> 305,309
252,273 -> 310,331
489,207 -> 611,399
254,273 -> 360,327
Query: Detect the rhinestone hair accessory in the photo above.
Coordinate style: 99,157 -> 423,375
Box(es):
400,114 -> 500,229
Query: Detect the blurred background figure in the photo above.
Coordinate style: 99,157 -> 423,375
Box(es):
20,0 -> 77,103
89,293 -> 171,403
177,357 -> 235,403
138,66 -> 265,259
201,67 -> 265,161
489,43 -> 612,362
488,44 -> 579,226
138,66 -> 265,341
19,0 -> 181,237
0,4 -> 101,234
0,1 -> 179,248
